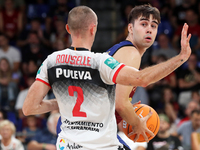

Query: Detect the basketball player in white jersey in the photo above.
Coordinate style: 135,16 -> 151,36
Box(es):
22,5 -> 191,150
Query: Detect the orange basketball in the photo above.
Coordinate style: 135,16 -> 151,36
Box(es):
119,104 -> 160,142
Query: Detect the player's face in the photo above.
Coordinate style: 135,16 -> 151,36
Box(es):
131,15 -> 158,49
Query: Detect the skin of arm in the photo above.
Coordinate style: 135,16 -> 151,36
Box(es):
191,132 -> 200,150
114,46 -> 152,141
22,81 -> 59,116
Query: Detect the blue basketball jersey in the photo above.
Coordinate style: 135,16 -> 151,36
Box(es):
106,40 -> 135,56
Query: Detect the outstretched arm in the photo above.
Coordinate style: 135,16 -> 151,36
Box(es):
116,23 -> 191,87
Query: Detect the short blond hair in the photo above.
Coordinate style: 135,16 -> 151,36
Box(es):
67,6 -> 97,32
0,120 -> 16,134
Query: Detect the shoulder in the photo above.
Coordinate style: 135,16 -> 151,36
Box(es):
113,46 -> 141,67
178,121 -> 192,130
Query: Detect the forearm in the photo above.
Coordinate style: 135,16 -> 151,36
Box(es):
23,99 -> 58,116
117,55 -> 186,87
116,100 -> 140,127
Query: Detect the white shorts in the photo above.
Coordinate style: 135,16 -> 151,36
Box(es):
56,136 -> 126,150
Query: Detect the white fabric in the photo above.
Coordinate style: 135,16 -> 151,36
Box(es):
118,131 -> 147,150
0,137 -> 24,150
36,48 -> 125,149
0,46 -> 21,68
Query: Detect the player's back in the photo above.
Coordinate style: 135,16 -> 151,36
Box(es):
37,47 -> 124,149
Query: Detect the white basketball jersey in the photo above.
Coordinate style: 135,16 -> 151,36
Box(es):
36,47 -> 125,149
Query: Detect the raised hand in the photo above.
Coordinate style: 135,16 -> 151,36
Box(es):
180,23 -> 192,62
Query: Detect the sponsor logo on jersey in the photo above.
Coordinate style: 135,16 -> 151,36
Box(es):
66,143 -> 83,150
56,68 -> 92,80
104,57 -> 120,69
37,63 -> 43,75
60,139 -> 65,143
59,145 -> 65,150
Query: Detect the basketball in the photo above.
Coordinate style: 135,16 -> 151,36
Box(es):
119,104 -> 160,142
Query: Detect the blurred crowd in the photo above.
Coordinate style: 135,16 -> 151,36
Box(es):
0,0 -> 200,149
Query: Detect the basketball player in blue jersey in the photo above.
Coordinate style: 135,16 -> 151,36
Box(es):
23,5 -> 192,150
108,4 -> 161,148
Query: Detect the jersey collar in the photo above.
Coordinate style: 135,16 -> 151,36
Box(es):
69,47 -> 89,51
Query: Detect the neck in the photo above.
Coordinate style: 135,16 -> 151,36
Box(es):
126,36 -> 146,56
157,131 -> 170,138
71,36 -> 92,51
2,138 -> 11,146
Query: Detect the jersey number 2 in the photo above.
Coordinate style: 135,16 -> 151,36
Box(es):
68,86 -> 87,117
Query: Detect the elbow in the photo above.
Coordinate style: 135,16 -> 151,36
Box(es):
22,106 -> 29,116
22,104 -> 33,116
136,77 -> 149,87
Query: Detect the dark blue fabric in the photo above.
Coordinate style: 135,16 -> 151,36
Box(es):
32,128 -> 57,144
57,116 -> 62,134
106,40 -> 134,56
117,134 -> 131,150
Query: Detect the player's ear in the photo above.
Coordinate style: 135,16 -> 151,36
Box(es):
90,23 -> 96,35
66,24 -> 71,34
128,23 -> 133,34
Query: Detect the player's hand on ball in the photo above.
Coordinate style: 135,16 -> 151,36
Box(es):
129,112 -> 154,142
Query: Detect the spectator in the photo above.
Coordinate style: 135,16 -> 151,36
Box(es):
19,60 -> 38,91
147,113 -> 182,150
15,73 -> 36,119
177,53 -> 200,108
27,113 -> 60,150
45,0 -> 75,33
17,18 -> 51,52
177,109 -> 200,150
0,0 -> 23,44
21,31 -> 48,67
52,38 -> 66,51
171,0 -> 198,29
26,0 -> 49,24
162,86 -> 179,129
151,33 -> 177,64
172,8 -> 200,52
0,58 -> 17,110
0,0 -> 25,13
0,33 -> 21,73
178,100 -> 200,127
50,18 -> 71,49
0,120 -> 24,150
20,115 -> 41,145
191,90 -> 200,104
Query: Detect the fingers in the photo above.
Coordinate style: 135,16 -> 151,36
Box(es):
146,129 -> 154,138
187,33 -> 191,42
181,23 -> 188,40
141,132 -> 149,143
134,134 -> 140,142
132,101 -> 141,106
128,131 -> 134,137
145,111 -> 153,120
